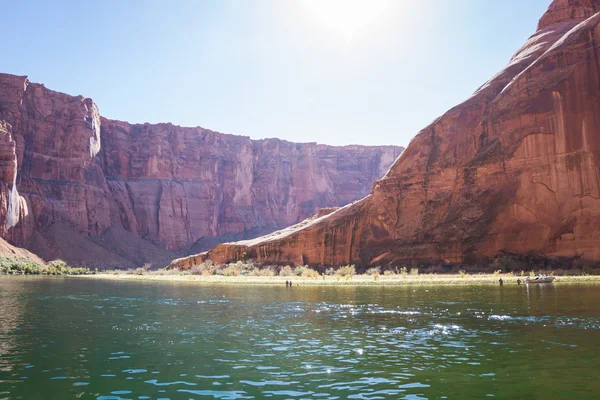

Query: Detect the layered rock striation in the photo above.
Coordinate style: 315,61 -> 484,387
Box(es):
198,0 -> 600,267
0,73 -> 402,267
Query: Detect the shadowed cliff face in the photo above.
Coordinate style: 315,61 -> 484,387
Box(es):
0,74 -> 402,267
196,0 -> 600,268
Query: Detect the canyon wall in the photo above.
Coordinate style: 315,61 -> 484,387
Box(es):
0,73 -> 402,267
197,0 -> 600,267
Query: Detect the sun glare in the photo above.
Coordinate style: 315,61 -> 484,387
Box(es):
299,0 -> 393,45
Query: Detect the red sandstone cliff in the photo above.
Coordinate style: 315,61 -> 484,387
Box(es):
196,0 -> 600,267
0,74 -> 402,267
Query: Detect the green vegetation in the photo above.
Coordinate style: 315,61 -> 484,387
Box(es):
102,261 -> 327,280
98,252 -> 600,280
301,268 -> 320,279
88,267 -> 600,286
293,265 -> 308,276
0,257 -> 92,275
5,249 -> 599,283
336,264 -> 356,277
278,265 -> 294,277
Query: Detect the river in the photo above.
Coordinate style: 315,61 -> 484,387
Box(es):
0,277 -> 598,399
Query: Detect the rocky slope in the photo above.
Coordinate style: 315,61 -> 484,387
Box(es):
0,237 -> 44,266
195,0 -> 600,267
0,73 -> 402,267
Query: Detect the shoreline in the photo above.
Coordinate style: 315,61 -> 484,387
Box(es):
64,273 -> 600,286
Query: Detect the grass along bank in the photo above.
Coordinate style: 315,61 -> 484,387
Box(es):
4,255 -> 600,285
80,261 -> 600,286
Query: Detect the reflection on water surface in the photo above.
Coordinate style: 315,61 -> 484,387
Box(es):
0,277 -> 598,399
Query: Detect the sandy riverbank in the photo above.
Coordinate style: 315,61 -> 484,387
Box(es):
72,273 -> 600,286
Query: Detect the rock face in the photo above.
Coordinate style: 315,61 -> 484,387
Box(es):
0,73 -> 402,267
100,120 -> 401,252
200,0 -> 600,267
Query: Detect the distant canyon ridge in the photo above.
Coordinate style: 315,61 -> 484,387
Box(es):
0,73 -> 402,267
181,0 -> 600,269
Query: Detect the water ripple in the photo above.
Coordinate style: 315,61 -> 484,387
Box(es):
1,278 -> 599,399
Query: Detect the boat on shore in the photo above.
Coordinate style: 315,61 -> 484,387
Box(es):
525,275 -> 556,284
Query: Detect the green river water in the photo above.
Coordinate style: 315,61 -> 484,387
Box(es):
0,277 -> 598,399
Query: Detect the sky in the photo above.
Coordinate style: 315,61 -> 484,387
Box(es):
0,0 -> 552,147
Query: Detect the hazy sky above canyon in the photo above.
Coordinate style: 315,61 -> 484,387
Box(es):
1,0 -> 550,147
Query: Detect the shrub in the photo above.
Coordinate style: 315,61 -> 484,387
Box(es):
190,263 -> 215,275
22,264 -> 43,275
301,268 -> 319,279
366,267 -> 380,275
279,265 -> 295,277
47,260 -> 68,275
252,267 -> 276,277
336,265 -> 356,277
410,267 -> 419,276
222,265 -> 241,276
214,261 -> 254,276
294,265 -> 308,276
68,267 -> 91,275
0,257 -> 90,276
238,261 -> 257,276
189,265 -> 202,275
325,267 -> 336,276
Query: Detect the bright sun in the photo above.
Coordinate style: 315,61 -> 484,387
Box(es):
299,0 -> 393,44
